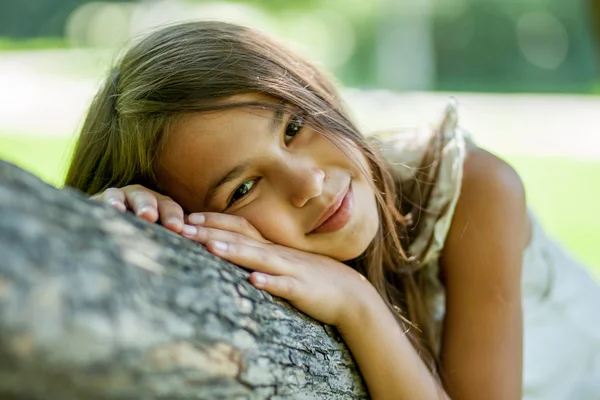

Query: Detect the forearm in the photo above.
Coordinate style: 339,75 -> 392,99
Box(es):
337,286 -> 449,400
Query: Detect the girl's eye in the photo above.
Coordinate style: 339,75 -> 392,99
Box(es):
284,115 -> 304,144
228,179 -> 257,206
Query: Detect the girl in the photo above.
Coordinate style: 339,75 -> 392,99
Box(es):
65,21 -> 600,399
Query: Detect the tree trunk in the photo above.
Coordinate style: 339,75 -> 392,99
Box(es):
0,161 -> 368,400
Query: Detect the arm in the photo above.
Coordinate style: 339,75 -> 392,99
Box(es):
439,146 -> 529,399
331,145 -> 529,400
336,284 -> 450,399
180,217 -> 451,399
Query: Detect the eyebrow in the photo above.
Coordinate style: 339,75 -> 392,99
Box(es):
203,107 -> 285,207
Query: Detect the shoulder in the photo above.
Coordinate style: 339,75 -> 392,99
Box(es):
441,144 -> 530,289
462,145 -> 527,206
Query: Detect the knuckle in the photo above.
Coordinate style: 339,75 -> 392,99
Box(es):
94,190 -> 117,204
126,185 -> 152,199
224,241 -> 236,254
232,232 -> 249,245
156,194 -> 174,203
104,187 -> 123,197
203,212 -> 219,225
129,191 -> 151,205
155,191 -> 173,201
125,188 -> 141,200
281,278 -> 296,297
219,213 -> 233,226
237,217 -> 262,239
256,250 -> 270,266
157,197 -> 180,211
238,216 -> 251,229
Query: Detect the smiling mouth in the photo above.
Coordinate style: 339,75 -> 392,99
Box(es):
309,182 -> 354,235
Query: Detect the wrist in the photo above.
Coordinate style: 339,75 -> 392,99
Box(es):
336,278 -> 385,332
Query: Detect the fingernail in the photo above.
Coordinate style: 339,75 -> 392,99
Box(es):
182,225 -> 198,236
166,217 -> 182,228
212,241 -> 228,252
137,205 -> 154,216
254,273 -> 266,285
188,213 -> 205,225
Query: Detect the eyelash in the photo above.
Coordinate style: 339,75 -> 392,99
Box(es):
226,114 -> 305,208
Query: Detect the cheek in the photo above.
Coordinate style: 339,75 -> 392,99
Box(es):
349,181 -> 380,255
346,148 -> 379,235
237,203 -> 302,248
364,190 -> 380,240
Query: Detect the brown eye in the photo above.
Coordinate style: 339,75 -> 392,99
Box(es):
284,115 -> 304,144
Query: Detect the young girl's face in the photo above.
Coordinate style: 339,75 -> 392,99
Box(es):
158,94 -> 380,261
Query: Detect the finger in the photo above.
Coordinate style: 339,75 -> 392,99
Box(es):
122,185 -> 158,222
183,226 -> 259,247
250,272 -> 299,301
156,198 -> 185,233
206,240 -> 292,276
188,212 -> 270,243
91,188 -> 127,213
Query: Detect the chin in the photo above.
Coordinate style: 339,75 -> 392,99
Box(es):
335,236 -> 377,264
336,219 -> 379,262
331,188 -> 379,261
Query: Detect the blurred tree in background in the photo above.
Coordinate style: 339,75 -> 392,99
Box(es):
1,0 -> 598,92
593,0 -> 600,47
432,0 -> 599,92
0,0 -> 127,38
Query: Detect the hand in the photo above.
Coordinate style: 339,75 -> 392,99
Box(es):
182,212 -> 374,327
90,185 -> 190,234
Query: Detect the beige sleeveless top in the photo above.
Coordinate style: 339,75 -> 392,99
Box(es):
369,101 -> 600,399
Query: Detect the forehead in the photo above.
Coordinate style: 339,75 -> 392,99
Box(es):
169,104 -> 276,157
157,100 -> 277,210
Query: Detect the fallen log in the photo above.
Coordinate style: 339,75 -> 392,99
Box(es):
0,160 -> 368,399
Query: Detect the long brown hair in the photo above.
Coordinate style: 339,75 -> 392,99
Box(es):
65,21 -> 444,373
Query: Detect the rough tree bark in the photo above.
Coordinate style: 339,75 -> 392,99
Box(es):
0,161 -> 368,400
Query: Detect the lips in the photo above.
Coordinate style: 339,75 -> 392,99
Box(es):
309,182 -> 354,234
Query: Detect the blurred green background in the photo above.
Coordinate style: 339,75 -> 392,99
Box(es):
1,0 -> 599,278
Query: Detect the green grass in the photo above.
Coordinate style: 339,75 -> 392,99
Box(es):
0,37 -> 69,51
505,155 -> 600,278
0,134 -> 75,186
0,134 -> 598,279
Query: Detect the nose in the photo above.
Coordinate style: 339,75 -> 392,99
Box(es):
283,157 -> 325,208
